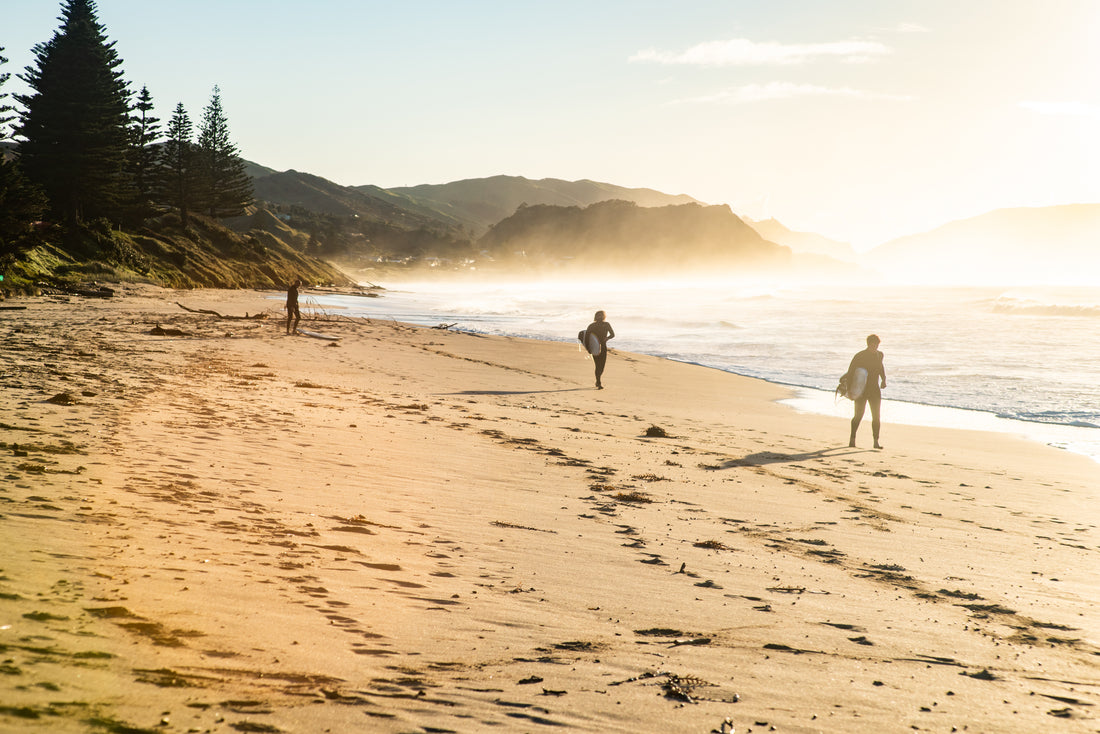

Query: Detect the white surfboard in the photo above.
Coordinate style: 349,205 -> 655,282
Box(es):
586,332 -> 601,356
846,367 -> 868,400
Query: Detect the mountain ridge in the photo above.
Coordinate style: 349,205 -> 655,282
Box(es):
386,175 -> 701,235
244,162 -> 1100,284
475,199 -> 793,276
867,203 -> 1100,284
745,217 -> 858,262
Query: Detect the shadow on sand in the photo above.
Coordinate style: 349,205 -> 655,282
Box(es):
711,446 -> 869,469
445,388 -> 592,397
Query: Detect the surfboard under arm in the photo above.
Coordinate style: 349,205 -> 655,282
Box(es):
846,367 -> 868,400
586,332 -> 601,355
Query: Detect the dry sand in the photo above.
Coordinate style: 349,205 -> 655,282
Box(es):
1,286 -> 1097,734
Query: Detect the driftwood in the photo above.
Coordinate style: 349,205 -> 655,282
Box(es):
176,302 -> 268,320
150,324 -> 190,337
66,286 -> 115,298
432,322 -> 458,330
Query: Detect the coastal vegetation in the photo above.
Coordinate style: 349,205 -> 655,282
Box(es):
0,0 -> 345,293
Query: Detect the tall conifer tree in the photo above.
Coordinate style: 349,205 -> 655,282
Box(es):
162,102 -> 196,227
0,46 -> 14,140
196,86 -> 252,218
127,85 -> 162,217
0,49 -> 48,257
15,0 -> 132,224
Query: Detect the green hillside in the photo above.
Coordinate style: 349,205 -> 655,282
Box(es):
478,200 -> 791,275
387,175 -> 702,235
3,210 -> 352,294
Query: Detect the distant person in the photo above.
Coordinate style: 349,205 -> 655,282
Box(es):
847,334 -> 886,449
584,310 -> 615,389
286,278 -> 302,335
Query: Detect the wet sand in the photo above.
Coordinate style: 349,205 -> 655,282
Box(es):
1,286 -> 1098,733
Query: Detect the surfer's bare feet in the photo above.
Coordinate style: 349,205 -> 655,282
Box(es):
874,443 -> 883,450
848,442 -> 856,448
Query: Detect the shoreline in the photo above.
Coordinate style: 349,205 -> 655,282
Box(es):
305,287 -> 1100,465
780,384 -> 1100,463
303,286 -> 1100,464
2,286 -> 1098,733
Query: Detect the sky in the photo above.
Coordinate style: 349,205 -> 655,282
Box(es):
3,0 -> 1099,249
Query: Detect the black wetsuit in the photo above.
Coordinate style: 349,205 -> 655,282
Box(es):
848,348 -> 885,400
585,320 -> 615,387
847,347 -> 886,446
286,283 -> 301,333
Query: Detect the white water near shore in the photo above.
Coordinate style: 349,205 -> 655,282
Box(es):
308,279 -> 1100,462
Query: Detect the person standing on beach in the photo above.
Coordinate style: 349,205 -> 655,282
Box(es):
847,334 -> 886,449
585,310 -> 615,389
286,278 -> 302,335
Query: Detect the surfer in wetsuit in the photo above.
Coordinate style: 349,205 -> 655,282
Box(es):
585,310 -> 615,389
286,278 -> 302,335
848,334 -> 886,449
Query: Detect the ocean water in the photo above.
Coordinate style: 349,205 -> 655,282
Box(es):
307,279 -> 1100,463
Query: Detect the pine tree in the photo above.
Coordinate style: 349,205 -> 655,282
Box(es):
196,86 -> 252,218
162,102 -> 197,226
0,49 -> 48,259
127,84 -> 162,218
14,0 -> 133,225
0,157 -> 49,257
0,46 -> 14,140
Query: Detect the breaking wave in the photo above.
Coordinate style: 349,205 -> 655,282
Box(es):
991,296 -> 1100,318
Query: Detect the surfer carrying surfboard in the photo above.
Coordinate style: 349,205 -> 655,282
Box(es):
846,334 -> 886,449
584,310 -> 615,389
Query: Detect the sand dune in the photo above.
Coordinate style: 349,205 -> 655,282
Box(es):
1,286 -> 1097,733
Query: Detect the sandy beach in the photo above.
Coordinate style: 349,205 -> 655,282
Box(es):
1,286 -> 1098,734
